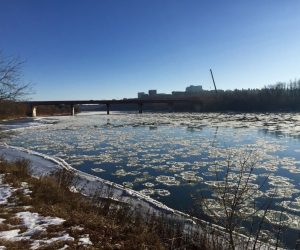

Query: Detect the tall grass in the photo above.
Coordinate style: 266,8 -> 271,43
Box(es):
0,159 -> 217,249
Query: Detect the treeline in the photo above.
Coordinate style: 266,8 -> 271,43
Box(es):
0,101 -> 28,119
200,79 -> 300,112
138,79 -> 300,113
0,101 -> 78,120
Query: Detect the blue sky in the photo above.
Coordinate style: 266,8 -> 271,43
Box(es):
0,0 -> 300,100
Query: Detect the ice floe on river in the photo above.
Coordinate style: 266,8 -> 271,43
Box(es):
2,112 -> 300,248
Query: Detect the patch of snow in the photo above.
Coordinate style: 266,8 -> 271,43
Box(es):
30,233 -> 74,250
0,229 -> 21,240
69,186 -> 79,193
22,205 -> 33,210
16,211 -> 65,236
0,183 -> 13,205
70,225 -> 84,231
78,234 -> 93,245
20,182 -> 29,188
20,182 -> 32,195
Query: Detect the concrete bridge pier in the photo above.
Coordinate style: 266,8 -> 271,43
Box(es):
106,104 -> 110,115
138,103 -> 143,114
31,106 -> 37,117
71,105 -> 75,116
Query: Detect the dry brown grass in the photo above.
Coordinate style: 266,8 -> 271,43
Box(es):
0,159 -> 216,249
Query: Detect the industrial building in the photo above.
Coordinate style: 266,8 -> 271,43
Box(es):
138,85 -> 203,99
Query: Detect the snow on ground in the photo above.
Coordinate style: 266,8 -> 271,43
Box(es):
78,234 -> 93,246
0,174 -> 13,205
16,211 -> 65,236
0,229 -> 20,240
30,234 -> 75,250
0,169 -> 89,249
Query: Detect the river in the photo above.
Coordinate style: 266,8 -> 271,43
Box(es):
2,111 -> 300,248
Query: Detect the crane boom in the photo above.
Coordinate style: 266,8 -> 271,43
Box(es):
210,69 -> 218,93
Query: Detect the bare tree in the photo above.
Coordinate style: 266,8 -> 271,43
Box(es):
0,51 -> 31,101
195,149 -> 285,249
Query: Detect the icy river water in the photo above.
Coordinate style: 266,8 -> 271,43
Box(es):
3,111 -> 300,248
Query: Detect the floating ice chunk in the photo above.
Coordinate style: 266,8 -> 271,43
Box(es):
91,167 -> 105,173
169,165 -> 185,172
287,167 -> 300,174
265,188 -> 298,199
280,200 -> 300,212
122,182 -> 133,188
127,171 -> 141,176
227,172 -> 257,182
179,171 -> 203,182
268,175 -> 294,188
289,214 -> 300,229
156,175 -> 180,186
204,181 -> 237,189
201,199 -> 228,218
258,230 -> 278,245
202,172 -> 215,177
113,169 -> 127,176
264,210 -> 291,225
239,207 -> 255,216
207,165 -> 224,172
155,189 -> 171,196
133,177 -> 149,183
144,182 -> 155,188
139,189 -> 155,196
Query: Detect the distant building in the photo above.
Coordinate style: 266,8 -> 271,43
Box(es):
148,90 -> 157,96
185,85 -> 203,94
138,92 -> 146,98
138,85 -> 204,99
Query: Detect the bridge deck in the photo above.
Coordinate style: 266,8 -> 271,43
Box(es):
24,98 -> 202,106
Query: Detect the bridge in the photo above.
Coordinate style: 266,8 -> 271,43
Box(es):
26,98 -> 203,117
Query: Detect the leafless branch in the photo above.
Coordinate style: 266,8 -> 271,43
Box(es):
0,51 -> 32,101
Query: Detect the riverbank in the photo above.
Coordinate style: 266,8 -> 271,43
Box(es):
0,144 -> 190,216
0,157 -> 211,249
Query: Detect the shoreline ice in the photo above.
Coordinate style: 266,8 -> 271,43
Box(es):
0,143 -> 188,216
